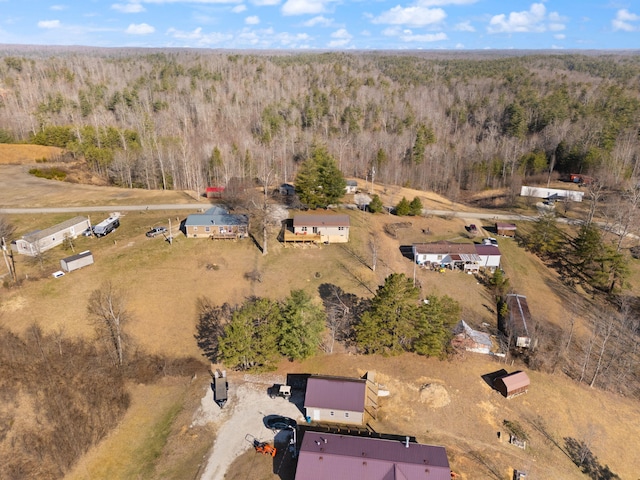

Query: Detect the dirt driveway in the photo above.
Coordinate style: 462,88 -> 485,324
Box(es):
192,374 -> 303,480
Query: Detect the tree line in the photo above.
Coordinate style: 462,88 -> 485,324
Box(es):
195,273 -> 461,370
1,49 -> 639,199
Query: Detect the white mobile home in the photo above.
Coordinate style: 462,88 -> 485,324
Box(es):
60,250 -> 94,272
12,216 -> 90,256
520,186 -> 584,202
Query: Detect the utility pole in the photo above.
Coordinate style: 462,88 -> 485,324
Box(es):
1,237 -> 17,283
370,166 -> 376,194
168,218 -> 173,245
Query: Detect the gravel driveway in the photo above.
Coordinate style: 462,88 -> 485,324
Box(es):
192,376 -> 304,480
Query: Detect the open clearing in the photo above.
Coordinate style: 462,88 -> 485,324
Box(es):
1,149 -> 639,480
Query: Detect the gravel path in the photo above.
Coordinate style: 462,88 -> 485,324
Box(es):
192,378 -> 303,480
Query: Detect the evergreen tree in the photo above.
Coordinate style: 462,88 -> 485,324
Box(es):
295,145 -> 347,209
411,124 -> 436,164
354,273 -> 420,354
218,298 -> 280,370
413,295 -> 460,356
409,196 -> 423,216
368,194 -> 384,213
395,197 -> 411,216
528,213 -> 563,256
278,290 -> 325,360
574,223 -> 603,274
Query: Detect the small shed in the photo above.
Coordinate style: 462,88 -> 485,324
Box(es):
493,371 -> 530,398
60,250 -> 94,272
205,186 -> 225,198
496,223 -> 517,237
345,180 -> 358,194
452,320 -> 493,354
304,374 -> 376,425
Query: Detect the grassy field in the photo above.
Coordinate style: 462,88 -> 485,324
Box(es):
1,146 -> 639,479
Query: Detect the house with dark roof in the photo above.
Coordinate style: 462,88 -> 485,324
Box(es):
474,244 -> 501,271
11,216 -> 90,256
304,375 -> 376,425
295,431 -> 451,480
184,207 -> 248,239
283,214 -> 350,244
505,294 -> 533,349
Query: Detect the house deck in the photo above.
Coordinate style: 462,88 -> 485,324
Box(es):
283,230 -> 322,243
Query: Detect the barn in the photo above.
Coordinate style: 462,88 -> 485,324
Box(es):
493,371 -> 530,398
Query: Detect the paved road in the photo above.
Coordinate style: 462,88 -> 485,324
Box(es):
0,204 -> 206,214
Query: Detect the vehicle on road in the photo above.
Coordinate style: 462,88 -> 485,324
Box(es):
483,237 -> 498,246
146,226 -> 168,237
467,224 -> 479,235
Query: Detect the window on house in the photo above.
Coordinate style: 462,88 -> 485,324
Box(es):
437,254 -> 443,261
205,226 -> 210,232
330,411 -> 335,416
302,227 -> 307,232
194,226 -> 198,231
338,226 -> 344,231
344,412 -> 349,418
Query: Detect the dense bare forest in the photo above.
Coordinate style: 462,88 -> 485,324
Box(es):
1,48 -> 639,197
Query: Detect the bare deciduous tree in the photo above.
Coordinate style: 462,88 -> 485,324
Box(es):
87,282 -> 130,367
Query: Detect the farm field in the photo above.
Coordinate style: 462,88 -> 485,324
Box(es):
0,150 -> 639,480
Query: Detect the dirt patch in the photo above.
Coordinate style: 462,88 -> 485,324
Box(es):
0,144 -> 64,164
418,382 -> 451,408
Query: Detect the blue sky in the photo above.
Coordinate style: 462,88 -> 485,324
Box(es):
1,0 -> 639,50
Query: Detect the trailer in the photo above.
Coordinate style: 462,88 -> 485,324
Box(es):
93,216 -> 120,237
60,250 -> 94,272
211,369 -> 228,408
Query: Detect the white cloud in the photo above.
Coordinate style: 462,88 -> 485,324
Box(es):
282,0 -> 333,16
138,0 -> 244,3
327,29 -> 351,47
454,20 -> 474,32
372,6 -> 446,26
167,27 -> 234,45
50,5 -> 67,11
455,42 -> 464,49
38,20 -> 61,29
399,30 -> 447,42
554,33 -> 565,39
250,0 -> 280,5
232,4 -> 247,12
245,15 -> 260,24
416,0 -> 475,5
126,23 -> 155,34
303,15 -> 333,27
488,3 -> 565,34
612,9 -> 640,32
112,3 -> 146,13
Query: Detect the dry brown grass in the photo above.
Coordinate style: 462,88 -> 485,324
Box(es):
1,151 -> 638,479
0,144 -> 64,164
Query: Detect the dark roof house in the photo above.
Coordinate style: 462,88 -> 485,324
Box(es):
295,431 -> 451,480
304,375 -> 369,425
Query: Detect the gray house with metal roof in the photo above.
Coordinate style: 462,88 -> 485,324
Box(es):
11,216 -> 90,256
295,431 -> 451,480
184,207 -> 248,239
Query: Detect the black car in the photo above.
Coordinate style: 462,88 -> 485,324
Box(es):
146,226 -> 168,237
264,415 -> 297,430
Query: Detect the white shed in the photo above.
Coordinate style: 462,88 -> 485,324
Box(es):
60,250 -> 94,272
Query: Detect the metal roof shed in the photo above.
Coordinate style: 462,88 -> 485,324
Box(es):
494,371 -> 530,398
60,250 -> 94,272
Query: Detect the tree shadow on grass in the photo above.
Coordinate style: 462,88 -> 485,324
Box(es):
563,437 -> 621,480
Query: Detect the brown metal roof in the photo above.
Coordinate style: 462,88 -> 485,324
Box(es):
496,371 -> 530,392
496,223 -> 517,230
474,244 -> 501,256
295,431 -> 451,480
304,376 -> 366,412
294,214 -> 350,228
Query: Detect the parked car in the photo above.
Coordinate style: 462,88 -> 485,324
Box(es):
82,227 -> 93,237
483,237 -> 498,246
264,415 -> 297,430
468,224 -> 479,235
146,226 -> 167,237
